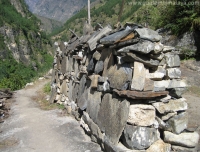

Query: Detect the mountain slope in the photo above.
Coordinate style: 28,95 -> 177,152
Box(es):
0,0 -> 53,90
25,0 -> 89,23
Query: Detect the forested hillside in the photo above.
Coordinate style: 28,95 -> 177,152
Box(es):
0,0 -> 53,90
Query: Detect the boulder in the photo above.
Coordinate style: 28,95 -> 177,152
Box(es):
146,140 -> 171,152
97,93 -> 130,144
122,124 -> 160,150
131,62 -> 146,91
164,131 -> 199,148
127,104 -> 156,126
107,63 -> 132,90
152,98 -> 188,114
167,112 -> 188,134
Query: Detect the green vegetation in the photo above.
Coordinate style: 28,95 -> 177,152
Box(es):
0,0 -> 53,90
43,82 -> 51,94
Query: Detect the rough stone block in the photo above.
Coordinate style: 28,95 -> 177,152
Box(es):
167,68 -> 181,79
131,62 -> 146,91
146,140 -> 171,152
164,131 -> 199,148
128,104 -> 156,126
122,124 -> 160,150
165,52 -> 180,67
97,93 -> 130,144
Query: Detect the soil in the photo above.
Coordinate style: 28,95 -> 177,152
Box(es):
0,79 -> 101,152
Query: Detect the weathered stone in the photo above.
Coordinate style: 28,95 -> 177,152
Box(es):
165,52 -> 180,67
169,87 -> 186,98
113,89 -> 168,99
49,87 -> 56,103
135,27 -> 162,42
93,51 -> 101,60
82,112 -> 104,143
77,87 -> 88,110
72,83 -> 79,102
172,145 -> 198,152
154,42 -> 164,54
144,78 -> 154,91
121,52 -> 160,67
77,75 -> 87,99
150,53 -> 165,60
87,58 -> 95,72
107,64 -> 132,90
163,45 -> 176,52
67,80 -> 75,101
164,131 -> 199,148
109,38 -> 140,49
123,124 -> 160,150
86,91 -> 102,124
152,98 -> 188,114
128,104 -> 156,126
167,112 -> 188,134
154,79 -> 187,89
146,139 -> 171,152
60,80 -> 69,97
131,62 -> 146,91
167,68 -> 181,79
100,26 -> 133,45
61,56 -> 67,74
97,81 -> 110,92
88,75 -> 99,88
97,93 -> 130,144
116,32 -> 135,43
94,60 -> 104,74
88,25 -> 112,51
161,112 -> 177,121
159,95 -> 172,103
117,40 -> 155,54
98,76 -> 108,83
146,66 -> 166,80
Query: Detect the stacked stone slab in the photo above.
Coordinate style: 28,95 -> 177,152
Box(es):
50,23 -> 199,152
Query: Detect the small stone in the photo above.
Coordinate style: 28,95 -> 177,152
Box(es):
161,112 -> 177,121
167,112 -> 188,134
131,62 -> 146,91
164,131 -> 199,148
167,68 -> 181,79
128,104 -> 156,126
165,52 -> 180,67
97,81 -> 110,92
93,51 -> 101,60
94,61 -> 104,74
143,78 -> 154,91
152,98 -> 188,114
88,75 -> 99,88
154,42 -> 164,54
98,76 -> 108,83
146,139 -> 171,152
122,124 -> 160,150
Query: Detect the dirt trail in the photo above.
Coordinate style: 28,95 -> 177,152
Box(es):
0,79 -> 101,152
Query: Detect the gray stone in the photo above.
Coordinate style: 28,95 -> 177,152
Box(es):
100,26 -> 133,45
164,131 -> 199,148
152,98 -> 188,114
154,79 -> 187,89
167,112 -> 188,134
150,53 -> 165,61
144,78 -> 154,91
131,62 -> 146,91
161,112 -> 177,121
117,40 -> 155,54
172,145 -> 198,152
94,60 -> 104,74
98,76 -> 108,83
169,87 -> 186,98
121,52 -> 160,67
163,45 -> 176,52
87,58 -> 95,72
86,91 -> 102,124
72,83 -> 79,102
165,52 -> 180,67
97,81 -> 110,92
87,25 -> 112,51
77,87 -> 88,110
67,80 -> 75,101
154,42 -> 164,54
77,75 -> 87,99
146,139 -> 171,152
167,68 -> 181,79
60,79 -> 69,97
128,104 -> 156,126
146,66 -> 166,80
97,93 -> 130,144
106,63 -> 132,90
135,27 -> 162,42
122,124 -> 160,150
82,112 -> 104,143
49,87 -> 56,103
61,56 -> 67,74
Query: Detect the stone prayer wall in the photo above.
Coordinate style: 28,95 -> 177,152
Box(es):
50,23 -> 199,152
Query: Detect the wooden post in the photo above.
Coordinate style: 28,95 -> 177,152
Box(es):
88,0 -> 91,25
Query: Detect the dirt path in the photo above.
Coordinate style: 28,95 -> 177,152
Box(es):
0,79 -> 101,152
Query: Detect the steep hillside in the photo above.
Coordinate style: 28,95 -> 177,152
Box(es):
0,0 -> 53,90
35,14 -> 63,34
25,0 -> 90,23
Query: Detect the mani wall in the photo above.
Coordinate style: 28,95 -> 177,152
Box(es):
50,23 -> 199,152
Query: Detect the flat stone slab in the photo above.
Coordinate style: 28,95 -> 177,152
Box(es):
97,93 -> 130,144
164,131 -> 199,148
128,104 -> 156,126
152,98 -> 188,114
114,89 -> 168,99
